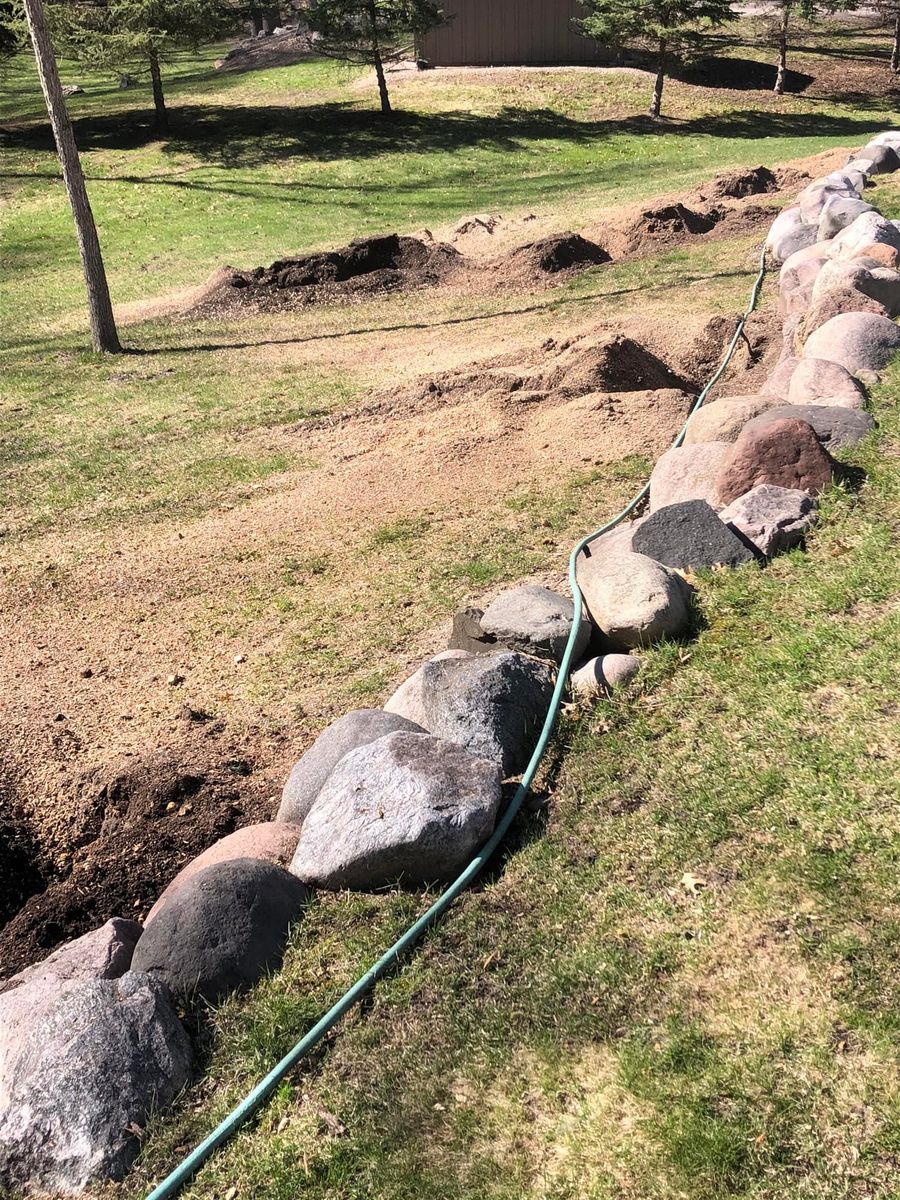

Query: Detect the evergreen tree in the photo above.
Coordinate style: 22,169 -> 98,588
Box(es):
304,0 -> 445,115
577,0 -> 735,118
47,0 -> 236,132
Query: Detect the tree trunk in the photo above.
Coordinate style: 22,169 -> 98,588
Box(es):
891,8 -> 899,74
367,0 -> 392,115
148,50 -> 168,134
774,4 -> 789,95
649,37 -> 666,118
22,0 -> 121,354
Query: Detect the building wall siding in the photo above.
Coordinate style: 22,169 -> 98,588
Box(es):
419,0 -> 611,67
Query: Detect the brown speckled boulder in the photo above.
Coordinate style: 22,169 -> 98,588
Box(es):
716,419 -> 835,506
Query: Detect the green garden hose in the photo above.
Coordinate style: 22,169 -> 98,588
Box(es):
144,244 -> 769,1200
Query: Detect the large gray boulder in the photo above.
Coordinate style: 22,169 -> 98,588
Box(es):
0,973 -> 192,1196
786,357 -> 866,408
289,732 -> 502,890
741,404 -> 875,453
817,196 -> 874,240
132,859 -> 310,1002
384,650 -> 471,729
576,550 -> 694,649
649,442 -> 729,511
145,822 -> 303,925
479,584 -> 590,663
683,394 -> 782,444
854,142 -> 900,174
719,485 -> 818,558
277,709 -> 426,824
765,206 -> 818,264
0,919 -> 141,1109
632,500 -> 758,570
830,212 -> 900,266
803,312 -> 900,377
421,651 -> 555,776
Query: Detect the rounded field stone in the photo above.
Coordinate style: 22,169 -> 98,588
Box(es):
277,708 -> 426,825
649,442 -> 729,511
802,312 -> 900,377
421,651 -> 555,777
786,356 -> 867,408
632,499 -> 758,570
145,823 -> 303,925
0,973 -> 192,1195
132,859 -> 310,1002
683,395 -> 782,444
570,654 -> 640,697
289,732 -> 502,890
716,418 -> 835,506
384,650 -> 471,728
576,550 -> 694,649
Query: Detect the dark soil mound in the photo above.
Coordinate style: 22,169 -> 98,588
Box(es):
199,233 -> 462,313
0,743 -> 273,980
505,232 -> 611,276
702,165 -> 778,200
614,203 -> 723,256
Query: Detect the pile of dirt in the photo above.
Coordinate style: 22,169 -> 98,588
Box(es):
379,330 -> 692,416
698,165 -> 779,201
495,232 -> 611,284
195,233 -> 463,314
612,203 -> 723,256
0,734 -> 275,979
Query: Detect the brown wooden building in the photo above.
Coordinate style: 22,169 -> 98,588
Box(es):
417,0 -> 610,67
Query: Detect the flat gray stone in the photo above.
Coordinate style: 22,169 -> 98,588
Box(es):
480,584 -> 590,663
0,973 -> 192,1195
132,859 -> 310,1002
421,651 -> 555,776
448,607 -> 494,654
719,484 -> 818,557
786,356 -> 867,408
633,499 -> 758,570
277,708 -> 426,824
570,654 -> 640,697
289,731 -> 502,890
649,442 -> 729,511
856,142 -> 900,174
384,650 -> 471,728
576,550 -> 694,649
742,404 -> 875,452
803,312 -> 900,377
0,919 -> 141,1110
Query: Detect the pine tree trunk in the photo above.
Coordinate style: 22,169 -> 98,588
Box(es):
367,0 -> 392,115
149,50 -> 168,134
649,37 -> 666,118
774,5 -> 789,95
22,0 -> 121,354
891,8 -> 899,74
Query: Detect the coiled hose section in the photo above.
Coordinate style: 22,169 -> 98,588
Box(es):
145,244 -> 769,1200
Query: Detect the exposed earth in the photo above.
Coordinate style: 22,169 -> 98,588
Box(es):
0,150 -> 846,977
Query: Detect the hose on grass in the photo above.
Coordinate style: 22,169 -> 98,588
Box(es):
144,244 -> 769,1200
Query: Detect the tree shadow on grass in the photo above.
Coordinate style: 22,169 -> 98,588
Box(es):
2,101 -> 893,167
